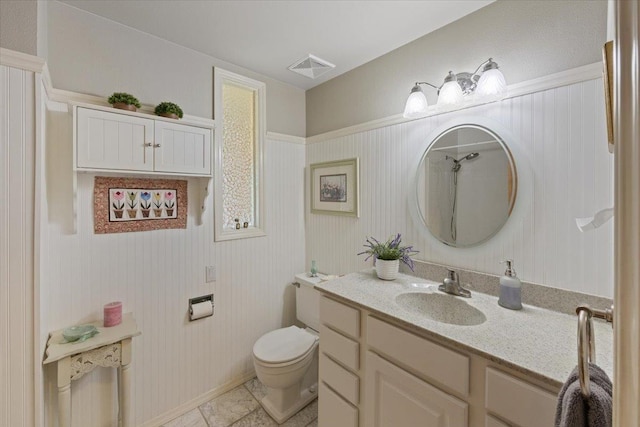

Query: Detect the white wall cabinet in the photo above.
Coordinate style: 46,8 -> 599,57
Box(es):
317,295 -> 560,427
76,105 -> 212,176
153,120 -> 211,175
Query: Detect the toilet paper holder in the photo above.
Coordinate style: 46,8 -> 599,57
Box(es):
189,294 -> 214,321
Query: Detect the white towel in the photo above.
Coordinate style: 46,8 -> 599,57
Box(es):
555,363 -> 612,427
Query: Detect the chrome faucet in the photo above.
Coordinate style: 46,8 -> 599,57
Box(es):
438,269 -> 471,298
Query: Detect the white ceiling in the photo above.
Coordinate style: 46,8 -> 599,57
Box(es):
60,0 -> 494,90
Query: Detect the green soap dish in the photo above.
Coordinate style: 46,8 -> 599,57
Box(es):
62,325 -> 98,343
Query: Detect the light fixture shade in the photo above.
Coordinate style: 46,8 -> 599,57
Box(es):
475,68 -> 507,99
437,81 -> 463,106
403,86 -> 428,118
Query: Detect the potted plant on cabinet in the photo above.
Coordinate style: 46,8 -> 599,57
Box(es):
358,234 -> 419,280
154,102 -> 183,119
107,92 -> 141,112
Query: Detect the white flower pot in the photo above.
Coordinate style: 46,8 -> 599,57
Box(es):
376,259 -> 399,280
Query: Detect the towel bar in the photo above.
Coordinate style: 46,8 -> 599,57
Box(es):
575,304 -> 613,397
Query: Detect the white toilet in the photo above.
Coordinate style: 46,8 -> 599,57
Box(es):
252,273 -> 321,423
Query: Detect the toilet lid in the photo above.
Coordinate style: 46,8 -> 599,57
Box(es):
253,326 -> 318,364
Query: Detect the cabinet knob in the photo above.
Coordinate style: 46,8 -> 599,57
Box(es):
144,143 -> 153,147
153,144 -> 161,148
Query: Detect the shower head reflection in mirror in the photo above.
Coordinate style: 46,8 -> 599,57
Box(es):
445,152 -> 480,240
446,152 -> 480,172
409,116 -> 532,255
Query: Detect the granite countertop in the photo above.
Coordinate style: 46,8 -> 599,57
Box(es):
315,270 -> 613,388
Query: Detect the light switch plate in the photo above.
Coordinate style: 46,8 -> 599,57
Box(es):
206,266 -> 216,282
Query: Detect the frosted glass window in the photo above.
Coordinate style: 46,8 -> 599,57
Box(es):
222,84 -> 255,229
214,68 -> 265,241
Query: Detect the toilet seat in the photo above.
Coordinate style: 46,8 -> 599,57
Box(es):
253,326 -> 318,365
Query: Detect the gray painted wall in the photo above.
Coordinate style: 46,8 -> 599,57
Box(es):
0,0 -> 37,55
306,0 -> 608,137
46,1 -> 306,137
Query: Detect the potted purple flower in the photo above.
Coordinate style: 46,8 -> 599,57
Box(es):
140,191 -> 152,218
358,234 -> 418,280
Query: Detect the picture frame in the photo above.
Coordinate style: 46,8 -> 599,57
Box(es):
602,40 -> 614,152
310,158 -> 360,217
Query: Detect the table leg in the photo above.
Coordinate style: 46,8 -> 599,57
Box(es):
57,356 -> 71,427
119,338 -> 133,427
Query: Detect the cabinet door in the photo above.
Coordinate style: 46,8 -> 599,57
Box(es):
485,368 -> 556,427
77,107 -> 154,171
365,351 -> 468,427
153,121 -> 211,175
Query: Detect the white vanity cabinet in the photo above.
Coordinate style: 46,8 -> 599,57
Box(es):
317,294 -> 560,427
365,315 -> 469,427
484,367 -> 557,427
75,105 -> 212,176
318,296 -> 361,427
366,352 -> 468,427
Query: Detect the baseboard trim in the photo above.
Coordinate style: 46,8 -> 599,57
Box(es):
139,370 -> 257,427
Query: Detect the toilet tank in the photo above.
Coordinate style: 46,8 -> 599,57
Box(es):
295,273 -> 321,331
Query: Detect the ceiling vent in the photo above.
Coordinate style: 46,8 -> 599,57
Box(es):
288,54 -> 335,79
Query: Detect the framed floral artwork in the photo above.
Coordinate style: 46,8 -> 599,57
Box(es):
94,176 -> 188,234
310,158 -> 359,217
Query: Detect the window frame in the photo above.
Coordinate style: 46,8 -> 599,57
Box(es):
213,68 -> 266,241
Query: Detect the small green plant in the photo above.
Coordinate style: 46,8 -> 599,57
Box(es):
107,92 -> 141,108
358,234 -> 419,271
154,102 -> 184,119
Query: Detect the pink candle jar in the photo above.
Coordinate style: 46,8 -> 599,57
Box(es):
103,301 -> 122,327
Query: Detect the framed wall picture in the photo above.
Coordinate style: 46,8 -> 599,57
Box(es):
310,158 -> 359,217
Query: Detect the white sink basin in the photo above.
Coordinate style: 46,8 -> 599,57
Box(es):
395,291 -> 487,326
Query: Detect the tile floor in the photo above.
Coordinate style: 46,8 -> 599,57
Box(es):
162,378 -> 318,427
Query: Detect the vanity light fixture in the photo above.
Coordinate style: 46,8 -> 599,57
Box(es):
402,58 -> 507,118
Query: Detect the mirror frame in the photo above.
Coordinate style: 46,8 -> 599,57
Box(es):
409,116 -> 532,253
416,124 -> 517,247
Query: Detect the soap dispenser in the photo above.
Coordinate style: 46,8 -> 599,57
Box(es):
498,259 -> 522,310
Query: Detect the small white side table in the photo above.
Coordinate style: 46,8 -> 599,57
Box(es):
43,313 -> 141,427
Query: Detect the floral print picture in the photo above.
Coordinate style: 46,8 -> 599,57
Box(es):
109,188 -> 178,221
319,174 -> 347,202
94,177 -> 187,234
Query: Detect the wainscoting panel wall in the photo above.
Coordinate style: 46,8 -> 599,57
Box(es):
306,78 -> 614,298
0,64 -> 36,427
40,136 -> 306,426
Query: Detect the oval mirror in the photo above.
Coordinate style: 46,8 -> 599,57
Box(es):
415,124 -> 517,247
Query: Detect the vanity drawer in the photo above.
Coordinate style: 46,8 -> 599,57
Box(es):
320,324 -> 359,371
320,352 -> 359,405
319,381 -> 358,427
320,296 -> 360,339
367,316 -> 469,396
485,367 -> 556,427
